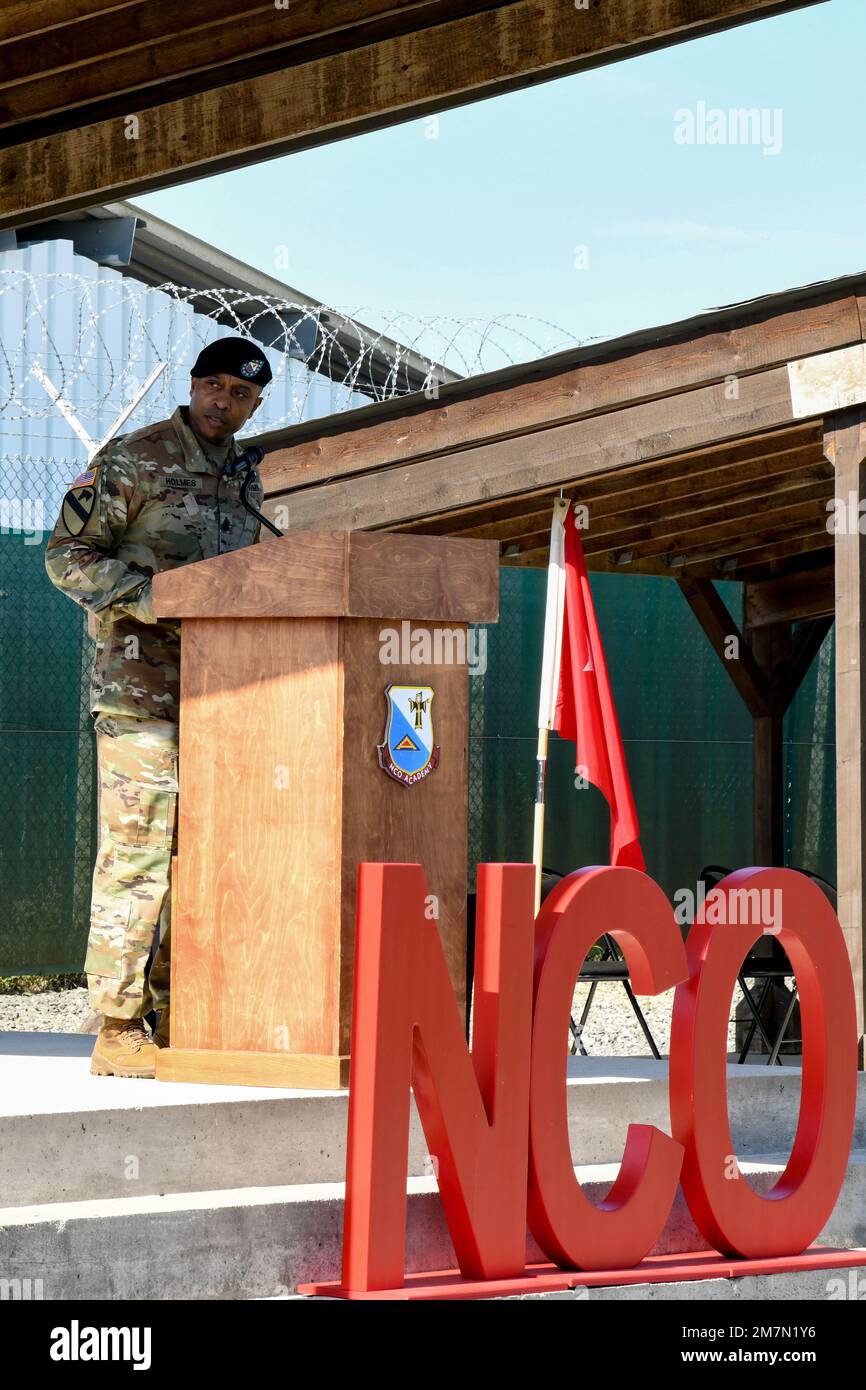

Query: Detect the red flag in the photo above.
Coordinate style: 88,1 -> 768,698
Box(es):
553,505 -> 645,871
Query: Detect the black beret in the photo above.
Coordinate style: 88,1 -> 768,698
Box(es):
191,337 -> 273,387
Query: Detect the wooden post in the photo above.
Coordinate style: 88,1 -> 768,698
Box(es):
677,574 -> 784,867
680,579 -> 834,978
824,405 -> 866,1066
744,622 -> 791,867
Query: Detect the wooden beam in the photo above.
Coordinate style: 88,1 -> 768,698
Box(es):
743,565 -> 835,627
261,292 -> 852,500
0,0 -> 831,226
508,524 -> 834,572
0,0 -> 270,87
509,474 -> 830,560
751,724 -> 784,862
734,547 -> 834,585
581,492 -> 830,562
499,540 -> 832,582
0,2 -> 129,43
725,532 -> 832,577
777,615 -> 834,711
661,524 -> 834,571
676,576 -> 773,718
744,622 -> 792,868
752,710 -> 786,868
751,709 -> 785,863
504,549 -> 725,580
824,404 -> 866,1062
508,501 -> 831,570
264,364 -> 801,534
0,1 -> 475,132
404,442 -> 824,541
679,585 -> 791,880
504,549 -> 702,577
680,581 -> 833,876
788,342 -> 866,420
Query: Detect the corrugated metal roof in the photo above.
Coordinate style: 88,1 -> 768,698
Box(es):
7,200 -> 458,398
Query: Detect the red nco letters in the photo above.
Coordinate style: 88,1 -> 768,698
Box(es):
338,863 -> 857,1295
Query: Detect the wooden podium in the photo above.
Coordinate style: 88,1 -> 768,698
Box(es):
151,530 -> 499,1089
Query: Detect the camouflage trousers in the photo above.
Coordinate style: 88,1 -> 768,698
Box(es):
85,713 -> 178,1019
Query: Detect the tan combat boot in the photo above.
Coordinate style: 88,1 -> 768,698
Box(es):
152,1005 -> 170,1049
90,1017 -> 158,1078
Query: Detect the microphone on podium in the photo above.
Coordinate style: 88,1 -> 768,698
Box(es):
224,444 -> 284,537
223,444 -> 265,480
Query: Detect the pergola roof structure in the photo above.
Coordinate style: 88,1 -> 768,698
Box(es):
256,269 -> 866,1055
256,271 -> 860,592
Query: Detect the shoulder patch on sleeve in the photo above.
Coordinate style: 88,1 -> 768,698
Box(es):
60,479 -> 98,536
67,464 -> 99,488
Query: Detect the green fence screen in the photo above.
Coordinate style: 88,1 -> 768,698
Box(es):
468,568 -> 835,901
1,531 -> 96,973
2,538 -> 836,972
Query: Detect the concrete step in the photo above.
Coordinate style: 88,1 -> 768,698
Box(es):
2,1151 -> 864,1301
0,1034 -> 849,1207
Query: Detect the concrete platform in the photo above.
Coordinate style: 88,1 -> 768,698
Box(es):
0,1034 -> 859,1300
0,1154 -> 864,1301
0,1034 -> 825,1205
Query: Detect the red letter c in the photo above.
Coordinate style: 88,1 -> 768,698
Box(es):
528,867 -> 688,1270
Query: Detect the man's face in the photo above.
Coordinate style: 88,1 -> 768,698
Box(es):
188,372 -> 263,446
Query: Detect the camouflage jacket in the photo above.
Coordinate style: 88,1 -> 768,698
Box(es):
45,405 -> 265,719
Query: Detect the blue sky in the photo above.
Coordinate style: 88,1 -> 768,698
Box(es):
137,0 -> 866,363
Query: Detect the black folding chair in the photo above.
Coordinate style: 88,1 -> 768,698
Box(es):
465,867 -> 662,1059
568,932 -> 662,1060
697,864 -> 836,1066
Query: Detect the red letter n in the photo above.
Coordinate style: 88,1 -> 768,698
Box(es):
341,861 -> 535,1292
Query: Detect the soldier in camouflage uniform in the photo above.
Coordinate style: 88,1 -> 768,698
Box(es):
45,338 -> 273,1077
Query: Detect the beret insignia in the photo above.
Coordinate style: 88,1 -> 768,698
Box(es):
240,359 -> 265,379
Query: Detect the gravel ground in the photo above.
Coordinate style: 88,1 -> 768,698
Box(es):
570,981 -> 752,1058
0,987 -> 92,1033
0,981 -> 778,1059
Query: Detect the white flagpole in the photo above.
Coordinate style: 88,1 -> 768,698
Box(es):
32,360 -> 168,462
30,364 -> 97,455
532,496 -> 570,913
90,361 -> 168,459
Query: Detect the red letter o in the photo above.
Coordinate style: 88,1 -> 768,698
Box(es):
670,868 -> 857,1257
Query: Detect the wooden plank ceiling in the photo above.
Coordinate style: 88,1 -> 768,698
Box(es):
256,275 -> 866,585
413,421 -> 831,582
0,0 -> 827,228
